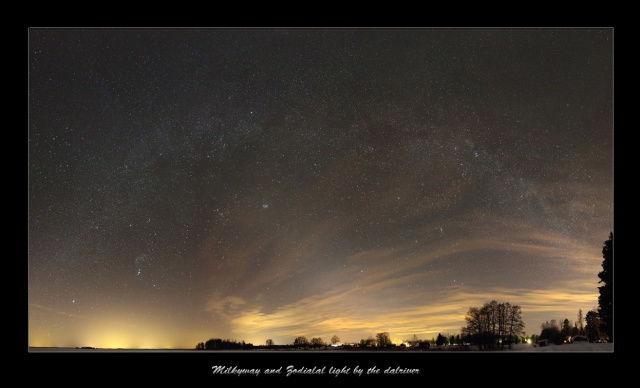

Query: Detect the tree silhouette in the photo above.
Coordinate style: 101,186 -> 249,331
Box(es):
577,308 -> 585,335
310,337 -> 324,348
505,303 -> 525,347
539,320 -> 563,345
585,309 -> 602,342
265,339 -> 274,347
561,318 -> 572,338
331,335 -> 340,345
359,336 -> 376,347
376,332 -> 391,347
598,231 -> 613,342
436,333 -> 447,346
293,336 -> 308,347
408,334 -> 419,347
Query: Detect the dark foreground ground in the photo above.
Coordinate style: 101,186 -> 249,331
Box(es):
29,342 -> 613,352
507,342 -> 613,352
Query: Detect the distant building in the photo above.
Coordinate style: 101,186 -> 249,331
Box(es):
537,339 -> 549,347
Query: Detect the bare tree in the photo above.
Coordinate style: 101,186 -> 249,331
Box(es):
331,335 -> 340,345
293,336 -> 308,347
577,308 -> 585,335
376,332 -> 391,347
310,337 -> 324,348
506,304 -> 525,347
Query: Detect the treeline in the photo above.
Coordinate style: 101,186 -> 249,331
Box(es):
195,333 -> 401,350
195,338 -> 254,350
195,331 -> 504,351
537,308 -> 605,345
195,322 -> 528,351
538,316 -> 582,345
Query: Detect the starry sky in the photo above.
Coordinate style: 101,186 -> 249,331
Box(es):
28,27 -> 613,349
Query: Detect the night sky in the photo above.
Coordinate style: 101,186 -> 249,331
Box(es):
28,28 -> 613,349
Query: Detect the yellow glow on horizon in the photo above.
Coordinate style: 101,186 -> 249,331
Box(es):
100,333 -> 132,349
30,267 -> 603,349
